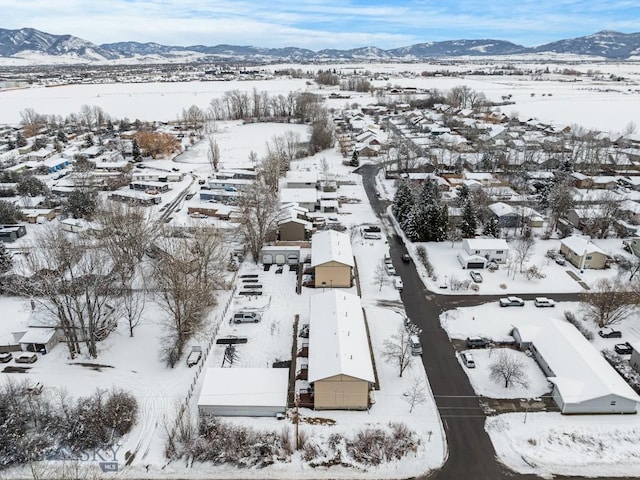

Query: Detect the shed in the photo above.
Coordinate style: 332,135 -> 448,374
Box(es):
0,225 -> 27,243
513,319 -> 639,414
19,327 -> 57,354
260,245 -> 300,265
311,230 -> 353,288
308,291 -> 374,410
197,368 -> 289,418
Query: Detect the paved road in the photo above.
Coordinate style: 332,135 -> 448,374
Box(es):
357,164 -> 628,480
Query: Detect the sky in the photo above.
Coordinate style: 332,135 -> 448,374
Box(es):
1,0 -> 639,50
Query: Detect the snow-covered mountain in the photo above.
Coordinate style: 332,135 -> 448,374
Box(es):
1,27 -> 640,64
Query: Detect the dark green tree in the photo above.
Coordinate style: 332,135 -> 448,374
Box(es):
16,132 -> 27,148
57,130 -> 68,143
132,139 -> 142,162
455,183 -> 471,207
16,175 -> 48,197
350,150 -> 359,167
460,199 -> 478,238
66,188 -> 98,219
0,242 -> 13,274
392,181 -> 414,225
0,200 -> 23,224
482,217 -> 500,237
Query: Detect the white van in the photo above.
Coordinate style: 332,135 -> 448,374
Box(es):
461,351 -> 476,368
409,335 -> 422,356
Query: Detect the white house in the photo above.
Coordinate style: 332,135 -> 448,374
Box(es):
512,319 -> 639,414
197,368 -> 289,417
279,188 -> 318,212
461,238 -> 510,264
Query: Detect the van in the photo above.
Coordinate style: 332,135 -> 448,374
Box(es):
409,335 -> 422,356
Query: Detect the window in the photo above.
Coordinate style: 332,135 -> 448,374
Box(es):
496,250 -> 504,254
474,250 -> 480,254
586,255 -> 592,260
611,400 -> 617,406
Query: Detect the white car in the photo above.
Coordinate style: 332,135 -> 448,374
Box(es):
394,277 -> 403,291
534,297 -> 556,307
385,263 -> 396,276
461,351 -> 476,368
364,232 -> 381,240
499,296 -> 525,307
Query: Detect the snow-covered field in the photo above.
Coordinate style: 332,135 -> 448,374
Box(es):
2,61 -> 640,133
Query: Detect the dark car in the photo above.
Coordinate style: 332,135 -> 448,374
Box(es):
401,253 -> 411,263
364,225 -> 381,233
615,342 -> 633,355
598,328 -> 622,338
0,352 -> 12,363
466,336 -> 490,348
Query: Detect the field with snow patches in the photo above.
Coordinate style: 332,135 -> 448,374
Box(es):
2,61 -> 640,133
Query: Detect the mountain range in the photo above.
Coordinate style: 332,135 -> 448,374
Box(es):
1,28 -> 640,64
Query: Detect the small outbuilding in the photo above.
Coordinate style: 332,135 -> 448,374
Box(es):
197,368 -> 289,418
19,327 -> 58,354
260,245 -> 301,265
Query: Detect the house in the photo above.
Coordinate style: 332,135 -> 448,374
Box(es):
311,230 -> 353,288
129,181 -> 170,194
279,188 -> 318,212
109,190 -> 161,206
619,200 -> 640,224
285,170 -> 318,189
0,225 -> 26,243
512,319 -> 639,414
570,172 -> 593,189
60,218 -> 90,233
278,217 -> 313,242
21,208 -> 56,224
559,235 -> 608,270
487,202 -> 520,228
461,238 -> 509,264
260,245 -> 301,265
307,291 -> 375,410
18,327 -> 58,354
197,368 -> 289,418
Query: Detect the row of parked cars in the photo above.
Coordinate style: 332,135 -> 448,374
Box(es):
0,352 -> 38,364
498,296 -> 556,307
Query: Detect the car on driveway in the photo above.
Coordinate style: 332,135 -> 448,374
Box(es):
15,353 -> 37,364
534,297 -> 556,307
466,336 -> 490,348
394,277 -> 403,291
598,327 -> 622,338
0,352 -> 12,363
385,263 -> 396,276
460,351 -> 476,368
364,232 -> 381,240
615,342 -> 633,355
469,271 -> 483,283
555,256 -> 566,265
499,296 -> 525,307
233,311 -> 262,323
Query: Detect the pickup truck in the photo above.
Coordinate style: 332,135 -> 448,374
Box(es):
187,346 -> 202,367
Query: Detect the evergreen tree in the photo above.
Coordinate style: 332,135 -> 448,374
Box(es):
403,204 -> 427,241
392,181 -> 414,225
350,150 -> 359,167
482,217 -> 500,237
0,242 -> 12,274
417,179 -> 438,206
66,188 -> 98,219
455,183 -> 471,207
57,130 -> 68,143
132,139 -> 142,162
460,199 -> 478,238
16,132 -> 27,148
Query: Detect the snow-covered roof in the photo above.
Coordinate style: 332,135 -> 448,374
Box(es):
514,318 -> 640,406
311,230 -> 354,267
560,235 -> 607,256
308,291 -> 375,384
620,200 -> 640,215
197,368 -> 289,409
279,188 -> 318,205
463,238 -> 510,252
285,170 -> 318,184
19,327 -> 56,345
488,202 -> 516,217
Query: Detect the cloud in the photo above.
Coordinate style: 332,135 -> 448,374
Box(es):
0,0 -> 637,49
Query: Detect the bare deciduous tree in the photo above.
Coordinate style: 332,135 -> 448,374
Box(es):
581,278 -> 636,327
382,326 -> 415,378
373,262 -> 387,292
403,376 -> 428,413
489,350 -> 529,388
238,182 -> 281,263
512,233 -> 535,275
208,138 -> 220,172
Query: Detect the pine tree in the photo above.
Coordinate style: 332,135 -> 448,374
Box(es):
483,217 -> 500,238
455,183 -> 471,207
132,139 -> 142,162
392,181 -> 414,225
350,150 -> 359,167
417,179 -> 438,206
0,243 -> 12,274
460,199 -> 478,238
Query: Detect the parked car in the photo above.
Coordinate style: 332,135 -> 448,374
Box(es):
469,271 -> 483,283
534,297 -> 556,308
233,311 -> 262,323
186,346 -> 202,367
615,342 -> 633,355
401,253 -> 411,263
15,353 -> 37,364
409,335 -> 422,356
499,296 -> 525,307
461,351 -> 476,368
394,277 -> 404,291
0,352 -> 13,363
466,336 -> 489,348
555,256 -> 566,265
364,232 -> 381,240
364,225 -> 381,233
385,263 -> 396,276
598,328 -> 622,338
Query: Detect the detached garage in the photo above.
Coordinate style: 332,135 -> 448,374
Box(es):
19,327 -> 58,354
198,368 -> 289,418
260,245 -> 301,265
